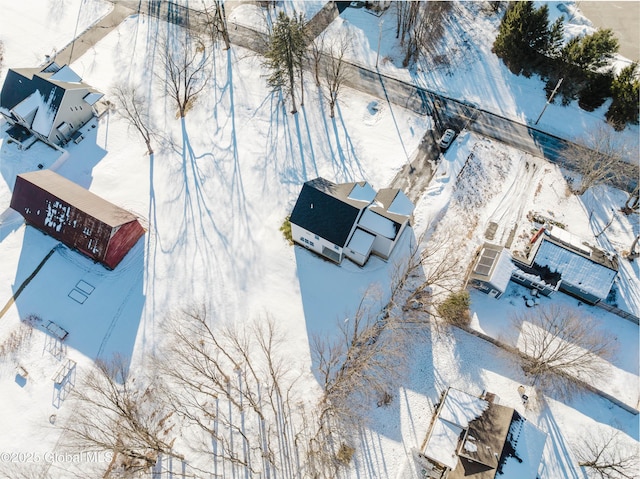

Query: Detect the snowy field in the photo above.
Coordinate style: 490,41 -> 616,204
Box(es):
0,1 -> 638,478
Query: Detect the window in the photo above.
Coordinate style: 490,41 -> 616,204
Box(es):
334,245 -> 339,251
309,241 -> 314,247
314,235 -> 319,240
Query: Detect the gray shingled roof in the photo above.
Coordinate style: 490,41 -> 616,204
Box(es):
290,178 -> 369,247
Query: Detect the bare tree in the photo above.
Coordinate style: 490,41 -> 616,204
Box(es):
310,32 -> 325,87
561,124 -> 637,195
60,355 -> 179,477
155,306 -> 323,478
201,0 -> 230,50
312,286 -> 413,425
513,305 -> 617,396
627,234 -> 640,261
394,1 -> 417,46
621,184 -> 639,214
574,427 -> 639,479
157,32 -> 210,118
111,83 -> 154,155
322,35 -> 350,119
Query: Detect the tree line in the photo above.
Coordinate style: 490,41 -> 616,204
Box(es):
493,1 -> 639,130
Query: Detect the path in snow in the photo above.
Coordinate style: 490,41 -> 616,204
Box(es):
485,154 -> 545,247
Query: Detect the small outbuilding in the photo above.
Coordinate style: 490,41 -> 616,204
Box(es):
468,243 -> 514,299
10,170 -> 144,269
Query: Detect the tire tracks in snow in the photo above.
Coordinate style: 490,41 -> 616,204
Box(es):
485,155 -> 544,246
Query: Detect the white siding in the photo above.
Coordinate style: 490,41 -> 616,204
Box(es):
291,223 -> 343,263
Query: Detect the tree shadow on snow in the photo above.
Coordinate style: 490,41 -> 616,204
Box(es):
296,228 -> 437,451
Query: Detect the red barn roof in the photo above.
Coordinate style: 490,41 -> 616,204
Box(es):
16,170 -> 137,227
10,170 -> 144,269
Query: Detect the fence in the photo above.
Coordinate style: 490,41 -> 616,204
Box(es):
595,301 -> 640,325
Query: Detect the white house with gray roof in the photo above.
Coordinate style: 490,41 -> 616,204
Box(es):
0,62 -> 103,149
289,177 -> 413,266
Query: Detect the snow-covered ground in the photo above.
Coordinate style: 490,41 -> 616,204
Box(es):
0,1 -> 638,478
0,0 -> 112,74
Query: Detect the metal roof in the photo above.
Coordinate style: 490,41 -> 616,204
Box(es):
16,170 -> 138,227
534,238 -> 617,300
469,243 -> 514,293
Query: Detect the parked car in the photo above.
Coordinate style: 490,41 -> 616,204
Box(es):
438,128 -> 456,149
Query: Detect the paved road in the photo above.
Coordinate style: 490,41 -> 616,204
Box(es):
576,1 -> 640,62
56,0 -> 637,199
54,3 -> 135,65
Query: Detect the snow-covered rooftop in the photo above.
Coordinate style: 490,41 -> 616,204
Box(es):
423,418 -> 464,470
497,413 -> 547,479
386,190 -> 414,216
50,65 -> 82,83
534,239 -> 617,300
12,91 -> 41,120
439,388 -> 489,429
347,227 -> 375,257
30,89 -> 58,137
359,208 -> 398,239
347,182 -> 376,203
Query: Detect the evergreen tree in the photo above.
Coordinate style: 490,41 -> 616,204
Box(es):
606,63 -> 640,130
561,29 -> 618,72
492,1 -> 552,75
263,11 -> 307,114
578,71 -> 613,111
547,17 -> 565,58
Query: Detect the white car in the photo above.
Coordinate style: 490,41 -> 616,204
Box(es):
438,128 -> 456,149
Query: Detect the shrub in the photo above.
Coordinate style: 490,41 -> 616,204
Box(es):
336,443 -> 355,464
280,216 -> 293,245
437,291 -> 471,326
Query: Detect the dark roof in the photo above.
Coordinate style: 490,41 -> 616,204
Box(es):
1,68 -> 65,119
290,178 -> 366,247
1,62 -> 98,118
6,123 -> 34,143
16,170 -> 138,227
454,403 -> 514,477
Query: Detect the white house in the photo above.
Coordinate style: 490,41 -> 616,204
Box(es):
289,178 -> 413,266
0,62 -> 103,149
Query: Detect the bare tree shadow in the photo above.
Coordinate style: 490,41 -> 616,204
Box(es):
259,90 -> 309,185
537,401 -> 584,479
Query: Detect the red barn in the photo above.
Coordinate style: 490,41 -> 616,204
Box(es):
10,170 -> 144,269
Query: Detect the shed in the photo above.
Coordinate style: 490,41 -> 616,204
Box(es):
468,243 -> 514,299
10,170 -> 144,269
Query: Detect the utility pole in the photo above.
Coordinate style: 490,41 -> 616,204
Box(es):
535,78 -> 563,125
375,20 -> 384,69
